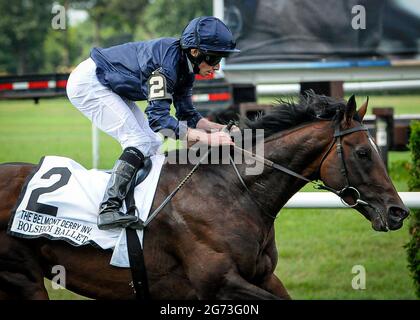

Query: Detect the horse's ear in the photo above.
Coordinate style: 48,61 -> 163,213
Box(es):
357,97 -> 369,121
344,94 -> 357,125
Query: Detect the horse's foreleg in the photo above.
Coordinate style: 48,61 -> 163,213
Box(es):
0,271 -> 49,300
216,270 -> 281,300
0,233 -> 49,300
261,273 -> 291,300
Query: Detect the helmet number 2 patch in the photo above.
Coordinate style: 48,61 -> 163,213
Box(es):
147,70 -> 171,101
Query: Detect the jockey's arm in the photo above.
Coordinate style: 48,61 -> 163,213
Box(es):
144,98 -> 231,144
145,99 -> 188,139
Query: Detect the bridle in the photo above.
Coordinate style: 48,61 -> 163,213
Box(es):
315,122 -> 370,207
139,120 -> 379,228
228,120 -> 377,220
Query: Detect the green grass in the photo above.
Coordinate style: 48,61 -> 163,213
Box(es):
0,96 -> 418,299
44,279 -> 89,300
275,209 -> 415,299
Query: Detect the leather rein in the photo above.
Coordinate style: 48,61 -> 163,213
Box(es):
228,122 -> 375,220
141,121 -> 378,228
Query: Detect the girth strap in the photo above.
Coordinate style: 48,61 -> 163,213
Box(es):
125,163 -> 150,300
126,227 -> 150,299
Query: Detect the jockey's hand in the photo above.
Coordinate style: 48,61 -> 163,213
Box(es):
222,124 -> 241,145
230,125 -> 241,134
187,128 -> 233,147
222,124 -> 240,134
207,131 -> 234,146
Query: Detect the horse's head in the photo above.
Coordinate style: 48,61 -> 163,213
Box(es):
319,95 -> 409,231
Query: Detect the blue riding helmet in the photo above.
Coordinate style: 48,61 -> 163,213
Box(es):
180,16 -> 240,55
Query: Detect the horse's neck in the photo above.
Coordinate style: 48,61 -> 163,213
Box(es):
244,121 -> 333,217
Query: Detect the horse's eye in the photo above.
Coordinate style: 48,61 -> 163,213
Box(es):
356,148 -> 370,160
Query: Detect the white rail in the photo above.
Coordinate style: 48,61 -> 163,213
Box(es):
257,80 -> 420,96
284,192 -> 420,208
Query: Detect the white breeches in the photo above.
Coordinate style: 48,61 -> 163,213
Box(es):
66,58 -> 163,157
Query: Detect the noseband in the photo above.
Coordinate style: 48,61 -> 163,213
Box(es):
315,123 -> 369,207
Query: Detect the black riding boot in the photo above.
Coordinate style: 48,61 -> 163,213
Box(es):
97,147 -> 144,230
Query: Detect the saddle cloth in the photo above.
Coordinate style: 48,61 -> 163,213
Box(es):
7,155 -> 165,267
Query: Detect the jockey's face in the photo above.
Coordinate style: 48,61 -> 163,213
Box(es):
190,49 -> 220,77
198,60 -> 220,76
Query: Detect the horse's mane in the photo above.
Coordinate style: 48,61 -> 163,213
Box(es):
245,90 -> 358,138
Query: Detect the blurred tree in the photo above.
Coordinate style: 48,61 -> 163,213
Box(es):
44,0 -> 102,72
89,0 -> 113,46
109,0 -> 149,42
46,0 -> 84,71
0,0 -> 213,74
43,22 -> 85,73
145,0 -> 212,37
0,0 -> 52,74
47,0 -> 151,71
407,121 -> 420,298
71,0 -> 115,46
0,26 -> 13,75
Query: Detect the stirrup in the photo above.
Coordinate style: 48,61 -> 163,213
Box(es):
97,211 -> 139,230
127,218 -> 145,230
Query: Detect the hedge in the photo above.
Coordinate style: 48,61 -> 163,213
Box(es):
406,120 -> 420,298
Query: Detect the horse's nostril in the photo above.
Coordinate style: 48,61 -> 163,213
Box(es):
388,206 -> 410,220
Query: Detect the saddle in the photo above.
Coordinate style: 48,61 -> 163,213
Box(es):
8,155 -> 161,299
134,157 -> 153,187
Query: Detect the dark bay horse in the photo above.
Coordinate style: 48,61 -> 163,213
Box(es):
0,93 -> 409,299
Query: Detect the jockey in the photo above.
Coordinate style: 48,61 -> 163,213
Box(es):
66,16 -> 240,230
